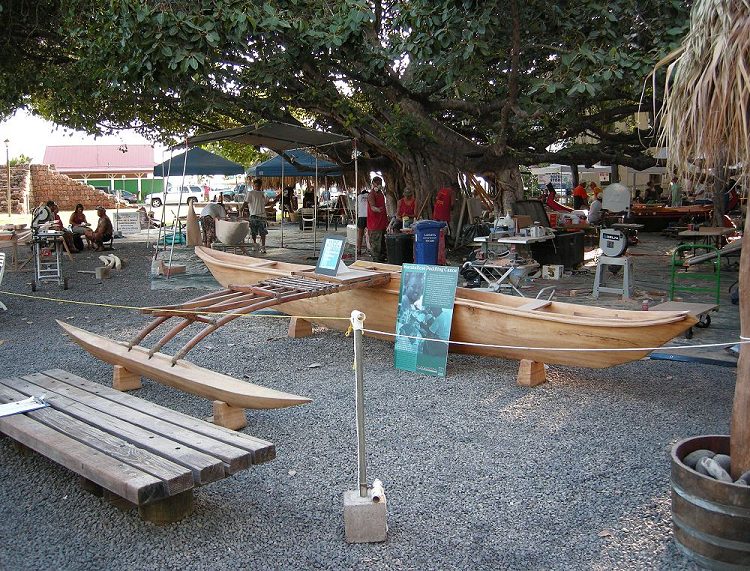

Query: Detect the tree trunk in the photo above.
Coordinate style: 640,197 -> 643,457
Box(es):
730,210 -> 750,478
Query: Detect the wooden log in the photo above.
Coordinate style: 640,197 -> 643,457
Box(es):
210,401 -> 248,431
113,365 -> 142,391
516,359 -> 546,387
288,317 -> 313,338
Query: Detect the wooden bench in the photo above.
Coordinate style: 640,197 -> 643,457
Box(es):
0,369 -> 275,523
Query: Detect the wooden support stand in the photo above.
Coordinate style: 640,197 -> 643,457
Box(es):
112,365 -> 142,391
288,317 -> 313,338
210,400 -> 247,430
517,359 -> 546,387
138,490 -> 195,524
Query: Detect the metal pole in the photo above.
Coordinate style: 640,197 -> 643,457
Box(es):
5,139 -> 10,217
280,153 -> 285,248
353,140 -> 359,262
350,310 -> 368,497
313,155 -> 318,256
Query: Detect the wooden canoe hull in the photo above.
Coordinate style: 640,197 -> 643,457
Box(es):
628,205 -> 712,232
195,247 -> 697,368
57,320 -> 311,409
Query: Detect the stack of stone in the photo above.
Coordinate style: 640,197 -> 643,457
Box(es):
682,449 -> 750,485
0,164 -> 31,214
29,164 -> 120,211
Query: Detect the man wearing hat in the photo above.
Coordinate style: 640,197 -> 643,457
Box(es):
84,206 -> 113,251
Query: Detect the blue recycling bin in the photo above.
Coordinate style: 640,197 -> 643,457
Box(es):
413,220 -> 447,265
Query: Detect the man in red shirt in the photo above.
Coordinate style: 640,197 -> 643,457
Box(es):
432,186 -> 454,223
366,177 -> 388,262
572,182 -> 588,210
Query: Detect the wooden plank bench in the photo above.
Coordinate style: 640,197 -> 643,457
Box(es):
0,369 -> 275,523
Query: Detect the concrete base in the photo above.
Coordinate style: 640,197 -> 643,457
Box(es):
343,489 -> 388,543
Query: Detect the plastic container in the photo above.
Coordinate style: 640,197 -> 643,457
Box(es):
385,233 -> 414,265
413,220 -> 447,265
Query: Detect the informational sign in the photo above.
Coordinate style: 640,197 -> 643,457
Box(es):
114,211 -> 141,235
394,264 -> 459,377
316,234 -> 346,276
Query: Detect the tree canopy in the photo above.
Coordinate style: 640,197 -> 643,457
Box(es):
0,0 -> 691,203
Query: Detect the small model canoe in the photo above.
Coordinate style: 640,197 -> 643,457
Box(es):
57,320 -> 311,410
195,246 -> 697,369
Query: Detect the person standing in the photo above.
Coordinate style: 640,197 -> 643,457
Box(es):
432,186 -> 454,224
200,201 -> 227,246
572,181 -> 588,210
367,176 -> 388,262
397,189 -> 416,228
245,177 -> 269,253
356,186 -> 369,256
669,176 -> 683,207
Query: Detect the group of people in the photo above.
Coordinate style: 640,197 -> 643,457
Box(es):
357,178 -> 452,262
200,177 -> 269,252
41,201 -> 113,253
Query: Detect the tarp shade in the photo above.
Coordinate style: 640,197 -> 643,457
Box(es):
248,149 -> 342,177
153,147 -> 245,176
184,122 -> 351,153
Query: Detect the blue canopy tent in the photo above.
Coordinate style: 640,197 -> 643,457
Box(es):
153,147 -> 245,176
248,149 -> 342,177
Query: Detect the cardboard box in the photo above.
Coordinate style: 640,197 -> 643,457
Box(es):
542,264 -> 564,280
513,215 -> 532,230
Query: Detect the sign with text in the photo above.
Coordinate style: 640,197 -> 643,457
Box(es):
114,211 -> 141,235
394,264 -> 459,377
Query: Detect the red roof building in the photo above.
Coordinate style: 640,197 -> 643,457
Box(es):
43,144 -> 155,177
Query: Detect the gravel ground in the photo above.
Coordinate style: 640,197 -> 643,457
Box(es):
0,235 -> 730,570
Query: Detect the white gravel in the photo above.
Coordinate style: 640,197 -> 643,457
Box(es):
0,238 -> 720,570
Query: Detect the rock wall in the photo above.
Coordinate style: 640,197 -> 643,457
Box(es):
29,164 -> 120,211
0,164 -> 31,214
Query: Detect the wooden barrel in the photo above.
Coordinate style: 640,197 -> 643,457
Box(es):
671,435 -> 750,569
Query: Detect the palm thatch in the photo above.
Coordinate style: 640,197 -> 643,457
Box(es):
655,0 -> 750,479
655,0 -> 750,181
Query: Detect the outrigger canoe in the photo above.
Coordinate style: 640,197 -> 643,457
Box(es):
195,246 -> 697,369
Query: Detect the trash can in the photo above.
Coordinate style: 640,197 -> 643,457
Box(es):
413,220 -> 447,265
386,233 -> 414,265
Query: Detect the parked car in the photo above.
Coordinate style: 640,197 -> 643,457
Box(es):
149,185 -> 203,207
94,187 -> 139,204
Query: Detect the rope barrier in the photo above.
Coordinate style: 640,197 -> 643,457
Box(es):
1,289 -> 745,354
362,327 -> 748,353
0,290 -> 351,321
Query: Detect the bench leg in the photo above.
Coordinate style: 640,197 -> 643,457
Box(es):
103,489 -> 138,512
113,365 -> 142,391
138,490 -> 194,524
210,400 -> 247,430
516,359 -> 546,387
288,317 -> 313,338
78,476 -> 104,497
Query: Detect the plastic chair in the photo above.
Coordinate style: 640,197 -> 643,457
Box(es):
300,208 -> 315,231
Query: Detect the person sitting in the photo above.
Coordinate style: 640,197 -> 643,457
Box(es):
84,206 -> 113,251
199,201 -> 227,246
49,202 -> 78,253
587,192 -> 603,225
69,204 -> 89,234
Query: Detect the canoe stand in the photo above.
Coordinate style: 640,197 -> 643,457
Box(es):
65,269 -> 390,429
